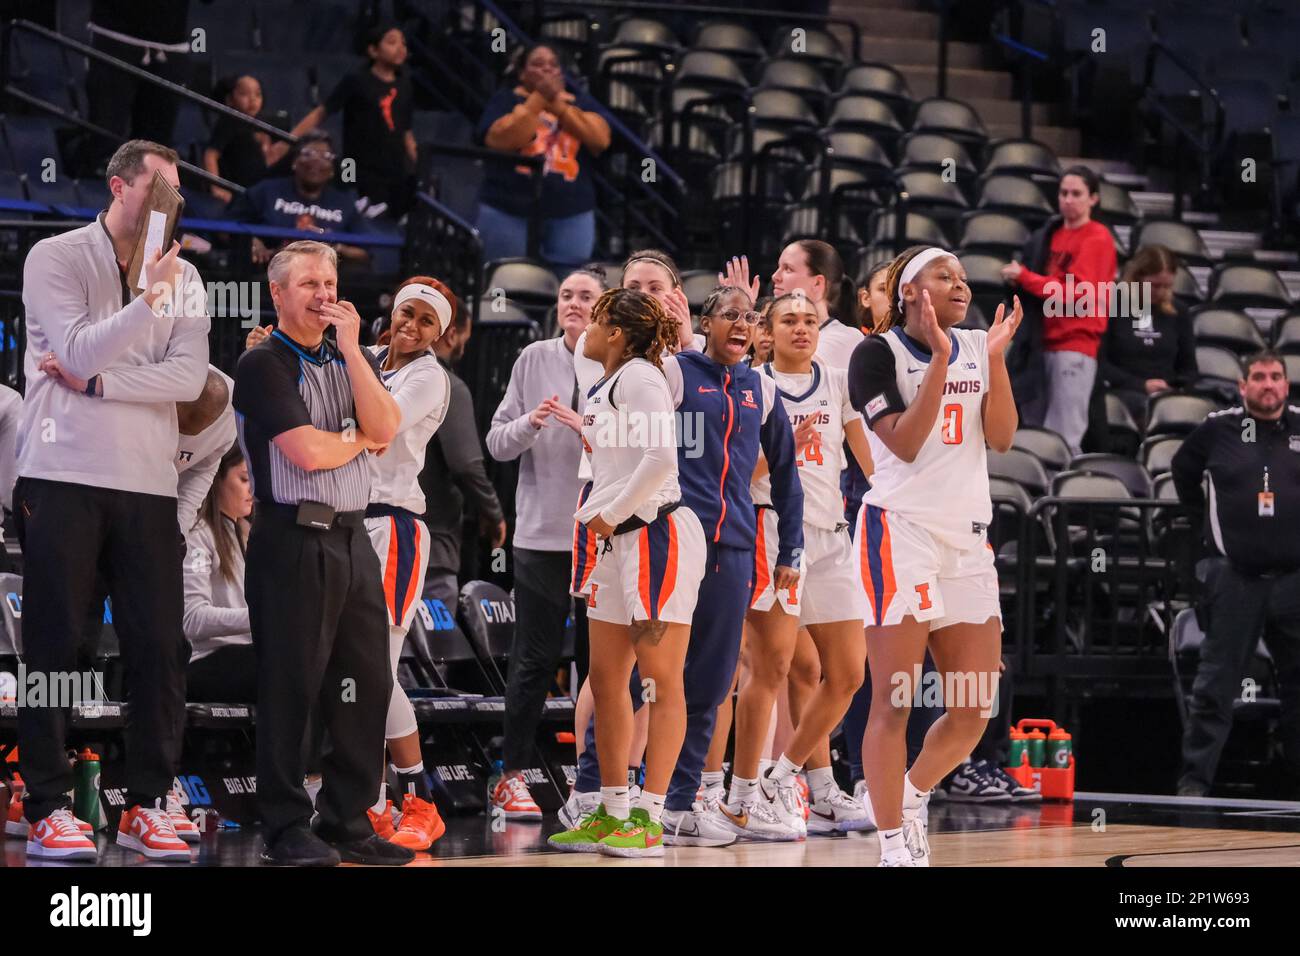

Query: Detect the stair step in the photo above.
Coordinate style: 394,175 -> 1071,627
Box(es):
829,7 -> 939,39
1200,229 -> 1261,258
966,96 -> 1058,128
1254,248 -> 1300,266
866,37 -> 988,69
987,122 -> 1079,155
897,65 -> 1011,99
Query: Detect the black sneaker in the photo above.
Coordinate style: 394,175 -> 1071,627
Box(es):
261,825 -> 341,867
329,832 -> 416,865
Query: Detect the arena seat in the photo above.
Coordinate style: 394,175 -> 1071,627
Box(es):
1152,472 -> 1178,500
825,131 -> 893,180
1145,392 -> 1223,437
982,139 -> 1061,179
1172,263 -> 1205,310
910,97 -> 987,152
681,270 -> 721,313
1140,435 -> 1184,477
757,58 -> 832,106
750,89 -> 821,132
766,25 -> 844,72
1051,470 -> 1133,499
1105,392 -> 1142,451
976,174 -> 1054,224
609,17 -> 681,54
674,51 -> 750,94
1195,345 -> 1247,392
1067,453 -> 1154,498
690,22 -> 765,65
482,259 -> 560,315
1012,427 -> 1072,476
838,62 -> 912,117
895,170 -> 969,215
1192,307 -> 1267,355
828,94 -> 905,147
1209,263 -> 1292,310
1131,220 -> 1212,266
958,211 -> 1030,257
987,448 -> 1051,498
1273,314 -> 1300,354
958,253 -> 1010,298
1096,181 -> 1141,227
898,133 -> 978,186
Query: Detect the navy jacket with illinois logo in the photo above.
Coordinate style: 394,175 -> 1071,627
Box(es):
663,349 -> 804,568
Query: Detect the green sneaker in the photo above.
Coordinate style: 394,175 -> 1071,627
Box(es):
597,807 -> 664,857
547,804 -> 623,853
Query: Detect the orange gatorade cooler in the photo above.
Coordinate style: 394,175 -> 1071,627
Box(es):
1008,719 -> 1075,801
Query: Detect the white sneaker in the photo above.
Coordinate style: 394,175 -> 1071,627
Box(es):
165,790 -> 201,843
696,784 -> 725,813
808,786 -> 872,834
902,806 -> 930,867
852,780 -> 879,832
878,848 -> 918,867
717,797 -> 800,841
661,804 -> 738,847
759,768 -> 805,838
558,789 -> 600,830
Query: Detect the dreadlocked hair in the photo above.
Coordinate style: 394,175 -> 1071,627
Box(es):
879,245 -> 935,333
591,288 -> 678,369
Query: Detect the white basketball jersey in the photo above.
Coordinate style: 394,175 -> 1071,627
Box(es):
366,347 -> 451,514
752,360 -> 858,530
575,357 -> 680,526
861,327 -> 992,548
574,329 -> 605,483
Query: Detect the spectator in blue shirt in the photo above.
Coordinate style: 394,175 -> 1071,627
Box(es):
227,131 -> 369,266
475,44 -> 610,270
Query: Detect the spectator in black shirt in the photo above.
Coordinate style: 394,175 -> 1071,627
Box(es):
1172,350 -> 1300,796
228,131 -> 370,267
415,309 -> 506,606
1097,245 -> 1197,426
203,75 -> 274,204
279,25 -> 417,218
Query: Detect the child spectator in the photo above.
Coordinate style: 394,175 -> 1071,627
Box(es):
203,75 -> 274,204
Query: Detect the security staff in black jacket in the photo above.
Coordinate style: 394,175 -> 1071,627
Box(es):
1172,350 -> 1300,796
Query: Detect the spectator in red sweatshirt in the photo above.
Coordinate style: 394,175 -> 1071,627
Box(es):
1001,165 -> 1117,455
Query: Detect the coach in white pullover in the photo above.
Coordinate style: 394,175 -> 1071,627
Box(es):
14,140 -> 209,862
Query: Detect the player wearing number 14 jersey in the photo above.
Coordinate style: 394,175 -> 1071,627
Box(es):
846,246 -> 1022,867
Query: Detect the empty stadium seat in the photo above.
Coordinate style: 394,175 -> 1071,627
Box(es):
1172,263 -> 1204,310
869,210 -> 950,249
691,23 -> 765,64
825,131 -> 893,180
1096,181 -> 1141,227
758,58 -> 831,103
1051,470 -> 1133,499
898,133 -> 977,184
977,175 -> 1054,223
767,24 -> 844,70
910,97 -> 987,149
958,211 -> 1030,257
1106,392 -> 1142,450
1192,307 -> 1267,354
959,253 -> 1011,297
1153,472 -> 1179,500
1146,393 -> 1223,437
1274,315 -> 1300,354
1067,453 -> 1154,498
1209,264 -> 1291,309
984,139 -> 1060,179
681,270 -> 720,313
483,260 -> 560,311
1140,435 -> 1184,476
1131,220 -> 1212,266
751,89 -> 821,131
987,448 -> 1051,497
610,17 -> 680,53
839,62 -> 912,116
829,94 -> 905,145
1195,345 -> 1245,386
674,51 -> 749,93
895,170 -> 968,214
1012,426 -> 1072,475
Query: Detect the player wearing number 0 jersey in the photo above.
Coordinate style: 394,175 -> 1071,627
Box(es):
362,276 -> 455,851
847,246 -> 1022,867
724,293 -> 874,840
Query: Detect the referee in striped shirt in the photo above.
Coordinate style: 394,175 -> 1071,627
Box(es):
233,240 -> 407,866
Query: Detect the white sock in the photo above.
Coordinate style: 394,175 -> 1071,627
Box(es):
701,770 -> 725,790
729,776 -> 758,805
770,754 -> 802,783
807,766 -> 837,800
878,826 -> 906,855
636,790 -> 666,823
601,786 -> 630,820
902,772 -> 927,811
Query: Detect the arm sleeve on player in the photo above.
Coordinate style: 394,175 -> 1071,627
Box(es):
848,336 -> 905,428
599,366 -> 678,526
760,389 -> 805,569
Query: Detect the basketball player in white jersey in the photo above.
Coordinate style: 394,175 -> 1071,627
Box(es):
724,293 -> 875,839
549,288 -> 706,857
848,246 -> 1021,866
362,276 -> 454,851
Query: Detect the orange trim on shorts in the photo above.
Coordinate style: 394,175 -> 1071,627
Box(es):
383,517 -> 400,621
751,508 -> 771,607
657,514 -> 679,613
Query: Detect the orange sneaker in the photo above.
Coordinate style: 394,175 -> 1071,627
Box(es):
389,793 -> 445,850
166,790 -> 201,843
116,803 -> 193,861
489,772 -> 543,821
368,799 -> 397,840
26,808 -> 98,861
7,791 -> 92,837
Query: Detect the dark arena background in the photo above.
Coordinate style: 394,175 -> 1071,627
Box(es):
0,0 -> 1297,935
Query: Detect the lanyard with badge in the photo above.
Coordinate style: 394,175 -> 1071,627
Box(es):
1259,466 -> 1275,518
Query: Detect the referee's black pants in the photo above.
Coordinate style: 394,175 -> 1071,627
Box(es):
503,548 -> 586,771
1181,562 -> 1300,792
13,478 -> 188,822
246,506 -> 390,843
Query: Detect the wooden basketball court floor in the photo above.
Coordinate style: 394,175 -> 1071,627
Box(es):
5,792 -> 1299,867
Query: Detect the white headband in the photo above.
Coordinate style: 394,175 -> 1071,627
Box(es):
897,247 -> 954,310
393,283 -> 454,337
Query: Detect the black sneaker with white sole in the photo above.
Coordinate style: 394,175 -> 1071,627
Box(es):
943,761 -> 1013,803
